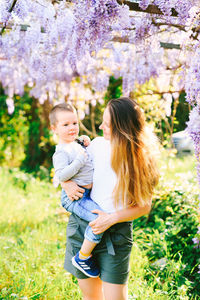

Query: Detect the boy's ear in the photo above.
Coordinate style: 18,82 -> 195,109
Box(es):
50,124 -> 56,132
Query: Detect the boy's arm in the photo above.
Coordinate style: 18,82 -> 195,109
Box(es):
53,149 -> 87,183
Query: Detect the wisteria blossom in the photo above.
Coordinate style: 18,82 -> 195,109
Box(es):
185,45 -> 200,108
186,108 -> 200,184
185,107 -> 200,262
0,1 -> 200,145
0,0 -> 199,104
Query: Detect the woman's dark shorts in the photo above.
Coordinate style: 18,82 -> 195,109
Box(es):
64,213 -> 133,284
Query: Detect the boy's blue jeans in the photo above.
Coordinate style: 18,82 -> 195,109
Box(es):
61,188 -> 104,243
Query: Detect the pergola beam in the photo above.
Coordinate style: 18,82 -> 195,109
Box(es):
112,36 -> 181,49
160,42 -> 180,49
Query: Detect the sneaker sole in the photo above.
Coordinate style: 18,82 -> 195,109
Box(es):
71,257 -> 100,278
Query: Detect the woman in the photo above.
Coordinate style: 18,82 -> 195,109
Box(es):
62,97 -> 159,300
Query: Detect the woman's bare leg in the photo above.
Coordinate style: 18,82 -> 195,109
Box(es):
102,282 -> 128,300
78,277 -> 104,300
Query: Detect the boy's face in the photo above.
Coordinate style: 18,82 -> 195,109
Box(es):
52,111 -> 79,143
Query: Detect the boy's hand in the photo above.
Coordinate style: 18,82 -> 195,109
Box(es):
79,135 -> 91,147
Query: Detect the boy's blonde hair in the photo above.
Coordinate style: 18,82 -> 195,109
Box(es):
49,103 -> 76,126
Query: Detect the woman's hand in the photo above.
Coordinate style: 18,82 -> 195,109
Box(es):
89,210 -> 116,234
61,180 -> 85,201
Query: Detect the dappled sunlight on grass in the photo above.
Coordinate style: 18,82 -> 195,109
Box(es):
158,152 -> 199,205
159,151 -> 196,181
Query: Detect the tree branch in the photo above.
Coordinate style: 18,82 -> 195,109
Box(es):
79,119 -> 96,137
138,90 -> 183,96
112,36 -> 181,49
117,1 -> 178,17
90,105 -> 97,137
152,19 -> 186,31
0,0 -> 18,35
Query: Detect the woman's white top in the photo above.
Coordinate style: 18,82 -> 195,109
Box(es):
87,137 -> 123,213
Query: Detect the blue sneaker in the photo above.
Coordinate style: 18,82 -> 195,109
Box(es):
72,252 -> 100,278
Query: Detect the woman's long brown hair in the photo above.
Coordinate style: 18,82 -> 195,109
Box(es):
108,97 -> 160,208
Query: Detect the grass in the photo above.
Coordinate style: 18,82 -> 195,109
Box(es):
0,168 -> 81,299
0,153 -> 199,299
160,151 -> 197,182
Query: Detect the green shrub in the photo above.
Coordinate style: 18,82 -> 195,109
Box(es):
132,185 -> 200,298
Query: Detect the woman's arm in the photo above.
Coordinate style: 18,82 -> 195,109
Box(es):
111,201 -> 151,224
61,180 -> 151,233
89,202 -> 151,234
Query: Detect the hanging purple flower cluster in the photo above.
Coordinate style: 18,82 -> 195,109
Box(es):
186,108 -> 200,184
139,0 -> 198,22
0,0 -> 199,102
0,0 -> 12,23
70,0 -> 129,69
132,15 -> 153,43
185,45 -> 200,108
139,0 -> 151,10
185,42 -> 200,252
185,43 -> 200,185
0,0 -> 132,102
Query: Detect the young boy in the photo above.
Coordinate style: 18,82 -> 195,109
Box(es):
49,103 -> 104,278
